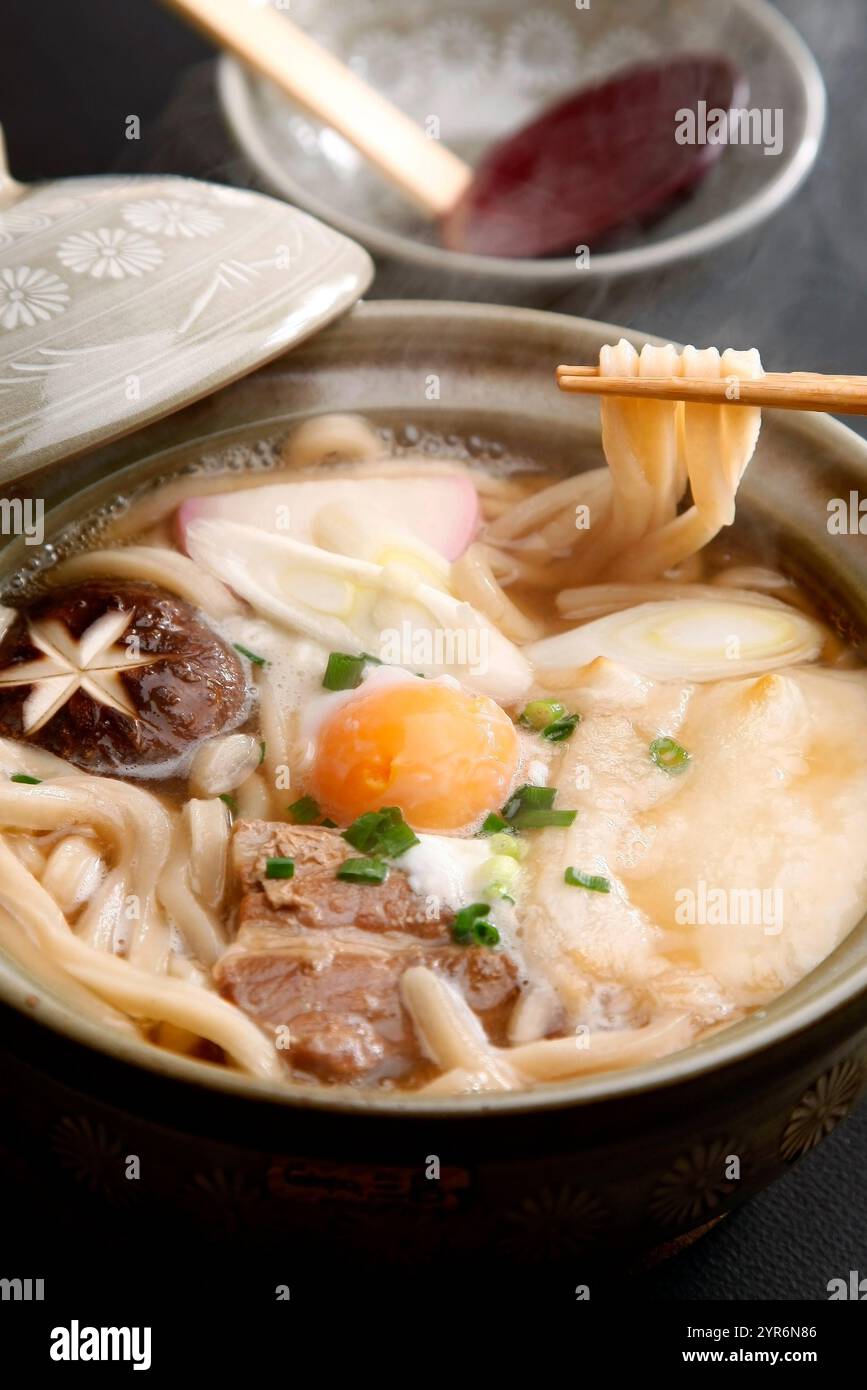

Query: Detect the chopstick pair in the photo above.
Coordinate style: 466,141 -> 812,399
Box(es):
555,365 -> 867,415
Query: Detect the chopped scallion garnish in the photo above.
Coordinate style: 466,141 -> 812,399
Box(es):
472,918 -> 501,947
341,810 -> 388,853
478,812 -> 513,836
510,808 -> 577,829
520,700 -> 567,731
565,867 -> 611,893
342,806 -> 419,859
484,854 -> 520,900
500,782 -> 577,830
540,712 -> 581,743
501,784 -> 556,819
519,702 -> 580,741
487,832 -> 525,860
287,795 -> 321,825
232,642 -> 267,668
265,857 -> 295,880
322,651 -> 368,691
336,856 -> 388,885
219,792 -> 237,816
258,741 -> 266,765
452,902 -> 500,948
649,736 -> 691,775
10,773 -> 41,785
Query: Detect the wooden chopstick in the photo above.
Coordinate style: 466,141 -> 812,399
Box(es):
555,365 -> 867,415
163,0 -> 471,217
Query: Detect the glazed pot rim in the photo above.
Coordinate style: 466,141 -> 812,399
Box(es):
1,297 -> 866,1119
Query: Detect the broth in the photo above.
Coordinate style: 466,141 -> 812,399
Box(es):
0,357 -> 865,1096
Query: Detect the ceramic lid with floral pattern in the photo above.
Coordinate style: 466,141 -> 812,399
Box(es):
0,131 -> 373,482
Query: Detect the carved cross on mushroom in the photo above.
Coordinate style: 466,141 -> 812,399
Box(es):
0,580 -> 249,775
0,607 -> 165,734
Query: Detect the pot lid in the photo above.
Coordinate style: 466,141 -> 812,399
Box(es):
0,129 -> 373,483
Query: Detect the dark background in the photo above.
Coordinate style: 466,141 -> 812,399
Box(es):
1,0 -> 866,1305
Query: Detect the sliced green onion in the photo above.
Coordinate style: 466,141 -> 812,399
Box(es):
287,795 -> 321,825
487,832 -> 525,860
519,702 -> 580,741
322,651 -> 381,692
452,902 -> 499,947
520,699 -> 567,731
10,773 -> 41,785
322,651 -> 366,691
501,784 -> 556,819
378,820 -> 419,859
540,712 -> 581,743
484,854 -> 520,900
232,642 -> 267,668
472,918 -> 501,947
501,782 -> 576,829
265,857 -> 295,880
452,902 -> 488,942
258,740 -> 266,766
510,808 -> 577,830
565,867 -> 611,893
478,812 -> 513,836
342,810 -> 383,852
342,806 -> 419,859
336,856 -> 388,884
219,792 -> 237,816
321,818 -> 338,829
649,736 -> 691,775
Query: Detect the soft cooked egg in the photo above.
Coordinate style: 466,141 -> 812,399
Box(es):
307,669 -> 520,831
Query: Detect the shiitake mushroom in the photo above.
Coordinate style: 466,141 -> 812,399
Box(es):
0,580 -> 249,776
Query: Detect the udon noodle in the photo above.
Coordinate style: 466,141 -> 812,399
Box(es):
1,339 -> 865,1096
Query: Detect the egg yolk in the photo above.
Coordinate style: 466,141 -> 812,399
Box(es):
310,681 -> 519,831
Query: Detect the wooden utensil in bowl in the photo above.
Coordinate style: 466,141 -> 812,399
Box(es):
165,0 -> 744,258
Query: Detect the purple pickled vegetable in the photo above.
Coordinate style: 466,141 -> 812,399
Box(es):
442,55 -> 748,258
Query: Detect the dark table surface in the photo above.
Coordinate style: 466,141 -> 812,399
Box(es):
2,0 -> 866,1303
